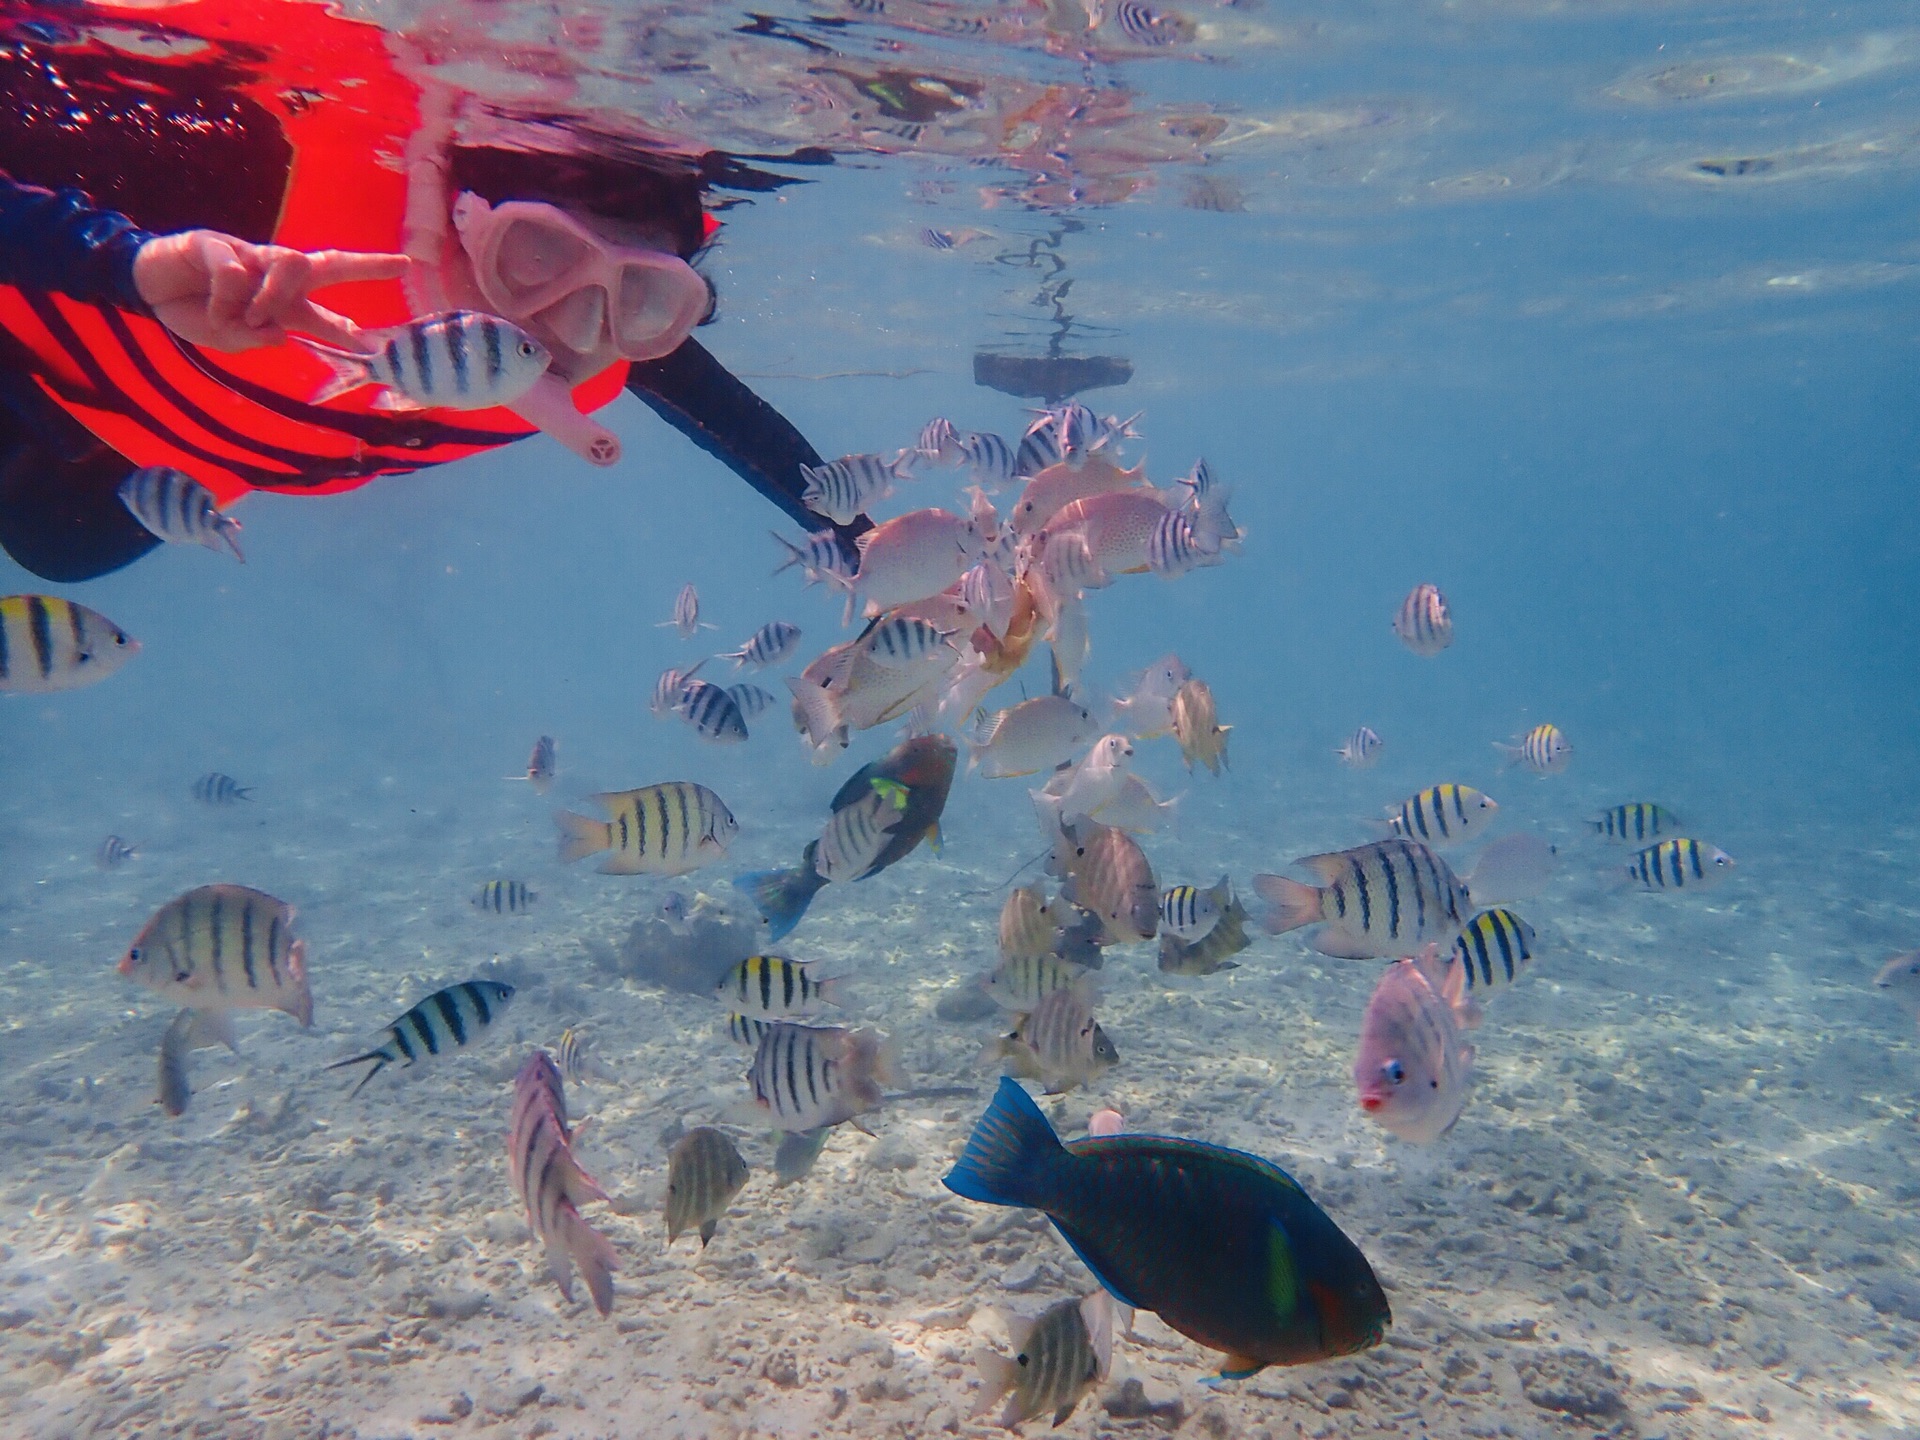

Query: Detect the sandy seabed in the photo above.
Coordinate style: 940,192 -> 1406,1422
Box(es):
3,768 -> 1918,1440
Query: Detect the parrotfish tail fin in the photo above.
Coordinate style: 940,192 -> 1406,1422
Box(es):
283,939 -> 314,1027
559,1201 -> 617,1317
214,516 -> 245,563
554,809 -> 607,866
942,1075 -> 1064,1209
735,859 -> 828,942
324,1048 -> 389,1099
1252,873 -> 1319,935
291,335 -> 376,405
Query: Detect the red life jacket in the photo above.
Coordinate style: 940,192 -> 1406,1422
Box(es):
0,0 -> 636,505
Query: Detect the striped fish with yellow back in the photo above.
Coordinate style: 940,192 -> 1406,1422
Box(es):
1625,837 -> 1735,892
1448,909 -> 1537,994
473,880 -> 536,914
725,1012 -> 775,1049
0,595 -> 138,694
555,782 -> 738,876
665,1127 -> 751,1249
1253,839 -> 1469,959
1160,877 -> 1225,942
326,980 -> 515,1097
1588,802 -> 1679,843
118,884 -> 312,1037
1496,723 -> 1571,775
714,955 -> 845,1019
1384,784 -> 1498,847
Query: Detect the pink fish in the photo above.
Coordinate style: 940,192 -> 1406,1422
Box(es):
853,508 -> 980,613
1087,1107 -> 1125,1137
1353,947 -> 1475,1145
1008,456 -> 1148,538
1039,490 -> 1180,577
508,1050 -> 617,1315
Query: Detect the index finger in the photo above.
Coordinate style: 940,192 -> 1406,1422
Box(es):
302,251 -> 413,290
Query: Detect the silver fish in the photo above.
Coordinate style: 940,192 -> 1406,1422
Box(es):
665,1127 -> 751,1248
993,983 -> 1118,1095
473,879 -> 536,914
192,772 -> 251,804
1587,802 -> 1679,844
1385,784 -> 1499,847
117,466 -> 244,561
523,735 -> 556,793
507,1050 -> 617,1314
801,453 -> 911,525
1393,583 -> 1452,657
659,582 -> 715,639
651,660 -> 707,717
714,955 -> 845,1019
972,1292 -> 1113,1429
981,952 -> 1090,1013
326,980 -> 516,1096
1254,838 -> 1470,958
675,678 -> 750,743
1336,726 -> 1383,769
1158,882 -> 1250,977
771,530 -> 856,591
814,789 -> 904,883
1159,877 -> 1225,942
1496,723 -> 1571,775
861,614 -> 956,670
1114,0 -> 1186,45
96,835 -> 138,869
299,310 -> 551,410
727,683 -> 778,720
0,595 -> 138,695
1624,838 -> 1735,892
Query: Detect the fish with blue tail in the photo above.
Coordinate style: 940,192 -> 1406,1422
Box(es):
736,734 -> 956,939
943,1077 -> 1390,1378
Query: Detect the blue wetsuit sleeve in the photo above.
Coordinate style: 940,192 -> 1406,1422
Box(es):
0,173 -> 154,312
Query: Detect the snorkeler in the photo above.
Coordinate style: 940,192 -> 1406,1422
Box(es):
0,1 -> 860,582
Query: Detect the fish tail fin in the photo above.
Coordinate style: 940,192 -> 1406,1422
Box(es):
324,1048 -> 388,1098
1491,741 -> 1522,770
1251,873 -> 1320,935
816,976 -> 851,1009
282,939 -> 314,1027
735,858 -> 828,942
770,531 -> 805,575
554,809 -> 608,865
558,1201 -> 617,1316
942,1075 -> 1064,1209
969,1345 -> 1020,1418
214,515 -> 245,563
292,335 -> 376,405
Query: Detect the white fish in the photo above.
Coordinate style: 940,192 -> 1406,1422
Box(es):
1393,583 -> 1453,657
1086,773 -> 1178,835
968,695 -> 1099,778
1495,723 -> 1571,775
658,582 -> 715,639
1051,734 -> 1136,824
298,310 -> 551,410
853,508 -> 978,612
1110,655 -> 1190,739
118,467 -> 244,561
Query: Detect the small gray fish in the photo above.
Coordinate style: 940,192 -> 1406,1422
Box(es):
1146,509 -> 1209,578
771,530 -> 857,591
675,679 -> 749,743
956,430 -> 1017,490
1114,0 -> 1185,45
192,771 -> 251,804
981,953 -> 1090,1013
1385,784 -> 1499,848
1393,583 -> 1452,657
298,310 -> 551,410
972,1292 -> 1113,1429
523,735 -> 556,793
1336,726 -> 1384,769
651,659 -> 707,717
659,890 -> 693,934
724,621 -> 802,671
658,582 -> 715,639
993,983 -> 1118,1095
326,980 -> 516,1097
118,467 -> 244,561
1495,723 -> 1571,775
922,227 -> 955,250
727,683 -> 778,721
665,1127 -> 751,1248
801,453 -> 910,526
96,835 -> 138,869
473,879 -> 536,915
773,1126 -> 832,1186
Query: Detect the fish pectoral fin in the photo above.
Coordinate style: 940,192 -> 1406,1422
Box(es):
1216,1354 -> 1268,1380
848,1115 -> 877,1137
368,389 -> 427,413
1308,929 -> 1379,960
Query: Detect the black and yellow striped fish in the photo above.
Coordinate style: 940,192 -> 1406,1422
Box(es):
1588,803 -> 1678,844
1385,784 -> 1498,847
0,595 -> 138,694
327,980 -> 516,1097
119,883 -> 312,1030
1625,838 -> 1735,892
714,955 -> 844,1018
725,1012 -> 774,1048
1448,909 -> 1537,993
554,782 -> 739,876
473,880 -> 537,915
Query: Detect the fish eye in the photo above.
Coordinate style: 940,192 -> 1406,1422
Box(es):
174,969 -> 190,983
1384,1060 -> 1406,1085
114,633 -> 129,647
1017,1353 -> 1031,1367
75,650 -> 92,664
128,947 -> 142,963
1429,1079 -> 1440,1089
516,340 -> 540,358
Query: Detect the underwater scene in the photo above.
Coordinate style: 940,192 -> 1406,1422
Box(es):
1,0 -> 1917,1436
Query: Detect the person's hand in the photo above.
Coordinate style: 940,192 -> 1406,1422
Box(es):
131,230 -> 409,353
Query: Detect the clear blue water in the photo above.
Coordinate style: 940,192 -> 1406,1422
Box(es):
3,2 -> 1919,1435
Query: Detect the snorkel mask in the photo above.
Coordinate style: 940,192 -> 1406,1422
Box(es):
449,193 -> 711,466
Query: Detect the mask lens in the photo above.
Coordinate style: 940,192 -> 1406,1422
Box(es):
494,217 -> 595,297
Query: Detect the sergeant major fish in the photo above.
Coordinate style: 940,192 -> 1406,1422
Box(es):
1158,882 -> 1251,977
1624,837 -> 1735,892
473,879 -> 536,915
1392,583 -> 1452,657
297,310 -> 551,410
555,783 -> 738,876
658,582 -> 715,639
714,955 -> 845,1019
802,452 -> 912,525
1254,839 -> 1469,958
992,982 -> 1118,1095
737,1023 -> 898,1133
1588,802 -> 1679,843
723,621 -> 802,670
972,1292 -> 1114,1430
675,679 -> 750,743
1337,726 -> 1383,769
326,980 -> 516,1097
1384,784 -> 1498,847
96,835 -> 138,869
193,772 -> 251,805
983,951 -> 1092,1013
119,884 -> 313,1041
1496,723 -> 1572,775
507,1050 -> 617,1315
0,595 -> 139,694
1448,909 -> 1537,995
1160,877 -> 1226,942
665,1127 -> 751,1248
117,466 -> 245,561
